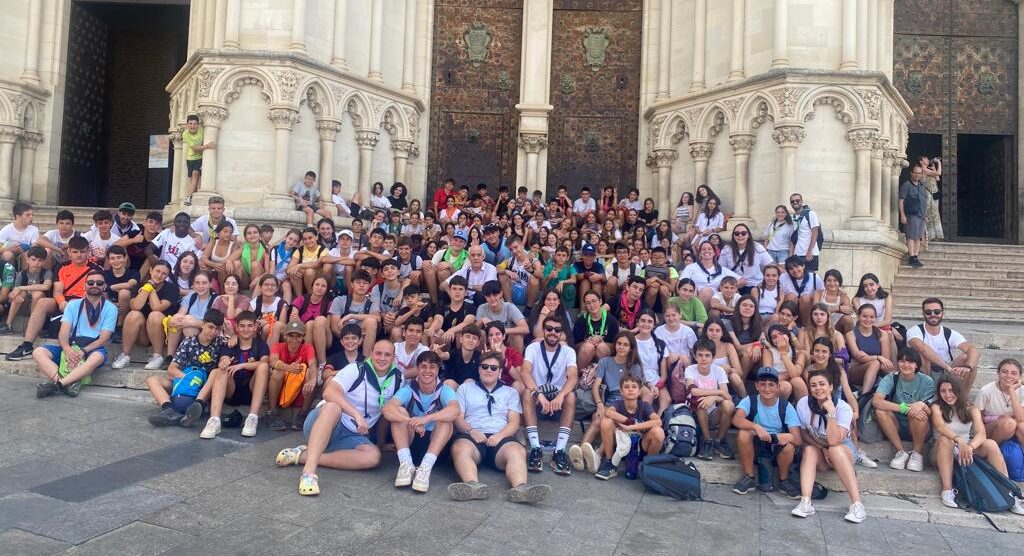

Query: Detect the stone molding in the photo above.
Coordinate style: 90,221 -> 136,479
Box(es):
390,139 -> 417,158
267,107 -> 300,130
728,133 -> 756,154
771,125 -> 805,147
688,141 -> 714,161
847,128 -> 879,150
355,130 -> 380,149
519,134 -> 548,154
652,149 -> 678,168
315,118 -> 342,140
0,79 -> 49,148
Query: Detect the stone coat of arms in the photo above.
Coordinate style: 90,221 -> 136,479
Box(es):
464,23 -> 492,67
583,27 -> 610,71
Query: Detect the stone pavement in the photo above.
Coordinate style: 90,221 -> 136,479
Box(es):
0,375 -> 1022,556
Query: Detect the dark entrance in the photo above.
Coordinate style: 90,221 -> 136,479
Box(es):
894,0 -> 1019,243
58,1 -> 188,208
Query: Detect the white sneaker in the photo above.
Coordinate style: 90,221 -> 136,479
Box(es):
412,466 -> 431,493
199,417 -> 221,439
906,451 -> 924,472
889,449 -> 910,470
395,461 -> 415,487
144,353 -> 166,370
241,414 -> 259,437
941,489 -> 958,508
791,497 -> 816,518
111,353 -> 131,370
856,451 -> 878,468
845,501 -> 867,523
1011,498 -> 1024,516
568,444 -> 585,471
581,442 -> 600,474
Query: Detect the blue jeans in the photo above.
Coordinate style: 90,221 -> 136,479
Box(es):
769,250 -> 789,264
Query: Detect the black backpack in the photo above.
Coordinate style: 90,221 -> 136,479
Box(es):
744,393 -> 790,426
954,456 -> 1023,514
641,454 -> 702,501
790,207 -> 824,249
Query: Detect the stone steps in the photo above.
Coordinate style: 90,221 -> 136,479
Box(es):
892,276 -> 1024,292
910,258 -> 1024,271
895,265 -> 1024,280
923,242 -> 1024,256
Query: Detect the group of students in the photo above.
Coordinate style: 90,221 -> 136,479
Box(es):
7,178 -> 1024,516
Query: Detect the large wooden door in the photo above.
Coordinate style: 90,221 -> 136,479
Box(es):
894,0 -> 1019,242
427,1 -> 523,201
546,0 -> 642,198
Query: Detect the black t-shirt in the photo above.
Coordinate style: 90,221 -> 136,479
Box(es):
138,279 -> 181,315
218,339 -> 270,377
444,349 -> 480,384
103,268 -> 139,300
639,209 -> 659,226
573,311 -> 621,345
124,230 -> 152,270
440,302 -> 471,331
326,350 -> 362,371
607,294 -> 645,330
396,304 -> 435,324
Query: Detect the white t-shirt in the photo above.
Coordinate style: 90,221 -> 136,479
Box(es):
320,362 -> 402,430
974,381 -> 1024,418
694,212 -> 725,234
83,229 -> 118,255
905,324 -> 967,365
332,194 -> 354,217
43,229 -> 77,250
573,198 -> 596,215
718,244 -> 774,284
654,324 -> 697,358
445,262 -> 498,301
792,208 -> 821,257
680,262 -> 740,292
757,285 -> 781,314
635,336 -> 661,384
779,272 -> 824,297
796,396 -> 853,444
394,341 -> 428,377
711,292 -> 740,311
152,229 -> 198,268
524,341 -> 578,390
457,382 -> 522,434
764,220 -> 796,251
683,364 -> 728,391
191,215 -> 239,244
0,223 -> 40,248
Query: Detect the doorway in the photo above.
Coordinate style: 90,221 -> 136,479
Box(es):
956,134 -> 1016,241
58,1 -> 188,208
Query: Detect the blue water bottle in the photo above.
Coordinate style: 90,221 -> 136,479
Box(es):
625,433 -> 642,480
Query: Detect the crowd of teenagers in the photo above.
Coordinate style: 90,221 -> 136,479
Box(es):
4,170 -> 1024,517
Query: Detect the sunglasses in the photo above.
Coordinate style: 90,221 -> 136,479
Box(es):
923,309 -> 943,316
733,231 -> 749,237
86,280 -> 105,286
544,326 -> 563,333
479,363 -> 501,372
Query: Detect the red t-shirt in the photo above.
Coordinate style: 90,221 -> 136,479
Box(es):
271,342 -> 315,366
501,346 -> 524,386
432,188 -> 452,212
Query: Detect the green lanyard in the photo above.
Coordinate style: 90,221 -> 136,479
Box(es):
586,308 -> 608,338
364,358 -> 399,409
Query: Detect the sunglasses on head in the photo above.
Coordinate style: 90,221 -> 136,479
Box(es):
924,309 -> 942,316
86,280 -> 105,286
479,363 -> 501,372
544,326 -> 562,333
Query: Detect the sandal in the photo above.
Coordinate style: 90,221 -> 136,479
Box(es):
276,444 -> 307,467
299,473 -> 319,496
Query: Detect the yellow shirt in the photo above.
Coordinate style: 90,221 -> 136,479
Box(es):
182,128 -> 204,161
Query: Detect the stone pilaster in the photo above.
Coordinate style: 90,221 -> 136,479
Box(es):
267,107 -> 301,207
355,130 -> 380,206
772,125 -> 805,202
847,127 -> 879,229
316,118 -> 342,209
729,132 -> 757,225
652,149 -> 678,216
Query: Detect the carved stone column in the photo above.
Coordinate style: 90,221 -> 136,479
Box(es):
848,127 -> 878,228
267,107 -> 300,207
316,119 -> 342,209
519,134 -> 548,189
689,141 -> 714,191
653,149 -> 678,217
772,0 -> 789,68
21,0 -> 42,85
772,125 -> 805,202
368,0 -> 385,81
391,139 -> 415,186
881,148 -> 896,228
196,104 -> 228,195
729,133 -> 756,224
401,0 -> 417,93
656,0 -> 672,100
224,0 -> 241,49
891,155 -> 907,229
290,0 -> 307,53
17,131 -> 41,202
840,0 -> 858,69
332,0 -> 349,70
169,129 -> 186,202
870,137 -> 887,221
728,0 -> 746,81
355,130 -> 380,206
690,0 -> 707,92
0,126 -> 22,200
214,0 -> 226,49
867,0 -> 878,71
856,0 -> 868,67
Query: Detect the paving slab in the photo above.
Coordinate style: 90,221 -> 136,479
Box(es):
0,528 -> 70,556
63,521 -> 194,556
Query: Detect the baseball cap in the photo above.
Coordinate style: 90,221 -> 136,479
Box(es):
283,321 -> 306,336
755,367 -> 779,382
453,230 -> 469,243
338,229 -> 354,239
117,202 -> 136,213
582,244 -> 596,256
483,223 -> 500,234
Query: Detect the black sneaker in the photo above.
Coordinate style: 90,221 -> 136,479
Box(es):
6,343 -> 33,361
732,474 -> 756,495
595,460 -> 618,480
111,329 -> 123,345
179,400 -> 204,427
61,381 -> 82,397
527,447 -> 544,473
551,450 -> 572,476
269,412 -> 289,431
716,440 -> 735,460
149,406 -> 184,427
0,323 -> 12,335
697,440 -> 715,460
36,381 -> 61,399
778,477 -> 801,499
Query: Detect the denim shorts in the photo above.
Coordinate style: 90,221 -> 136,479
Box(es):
302,405 -> 375,452
43,344 -> 108,367
768,250 -> 789,264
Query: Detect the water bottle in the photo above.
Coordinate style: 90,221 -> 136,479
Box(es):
756,455 -> 774,490
625,433 -> 642,480
1,262 -> 14,287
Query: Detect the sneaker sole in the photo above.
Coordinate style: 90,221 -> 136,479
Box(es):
180,402 -> 203,427
595,471 -> 618,481
732,487 -> 753,495
395,476 -> 413,488
149,415 -> 182,427
241,427 -> 257,437
507,484 -> 550,504
792,507 -> 816,518
550,460 -> 572,476
581,444 -> 600,474
448,482 -> 489,501
411,480 -> 429,493
568,445 -> 584,471
844,512 -> 865,523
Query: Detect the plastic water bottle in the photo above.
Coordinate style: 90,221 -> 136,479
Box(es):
625,433 -> 642,480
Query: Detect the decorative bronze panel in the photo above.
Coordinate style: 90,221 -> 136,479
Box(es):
546,2 -> 642,198
428,1 -> 523,199
952,0 -> 1018,39
951,37 -> 1018,135
893,35 -> 947,134
893,0 -> 949,36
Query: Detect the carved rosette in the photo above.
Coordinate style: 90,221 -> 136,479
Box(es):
688,141 -> 714,162
267,108 -> 300,131
519,134 -> 548,154
196,105 -> 229,128
391,139 -> 415,158
729,133 -> 756,154
846,129 -> 878,151
771,125 -> 806,148
769,87 -> 805,119
355,130 -> 380,149
652,149 -> 678,169
315,119 -> 342,141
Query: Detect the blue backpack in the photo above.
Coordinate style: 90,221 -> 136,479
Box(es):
1000,440 -> 1024,482
953,456 -> 1023,513
641,454 -> 702,501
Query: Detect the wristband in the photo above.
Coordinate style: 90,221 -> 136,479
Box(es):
899,402 -> 909,415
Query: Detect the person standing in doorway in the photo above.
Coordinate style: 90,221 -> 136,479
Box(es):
181,114 -> 216,207
917,156 -> 944,250
899,166 -> 929,268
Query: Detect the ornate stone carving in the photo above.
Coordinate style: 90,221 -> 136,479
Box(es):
722,98 -> 744,117
404,107 -> 420,138
391,139 -> 415,157
688,141 -> 714,161
684,106 -> 704,127
977,72 -> 997,95
846,129 -> 878,150
464,23 -> 492,67
267,108 -> 300,130
305,87 -> 325,116
330,84 -> 350,102
652,149 -> 678,168
196,105 -> 229,128
167,129 -> 182,148
498,71 -> 512,92
197,67 -> 224,98
729,134 -> 756,154
648,115 -> 666,148
772,125 -> 806,147
770,87 -> 804,118
225,76 -> 270,105
370,97 -> 388,118
871,136 -> 889,154
346,99 -> 364,128
0,125 -> 23,141
885,147 -> 901,168
560,74 -> 576,95
274,70 -> 301,102
807,96 -> 854,125
584,133 -> 600,153
21,130 -> 43,146
355,130 -> 379,149
582,27 -> 611,71
855,89 -> 882,120
519,134 -> 548,154
381,110 -> 397,136
906,71 -> 924,94
645,154 -> 656,169
751,101 -> 773,129
708,111 -> 727,137
315,119 -> 342,141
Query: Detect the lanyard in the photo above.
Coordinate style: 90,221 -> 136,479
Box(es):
586,308 -> 608,338
793,272 -> 814,296
361,358 -> 399,415
539,345 -> 561,385
475,381 -> 503,415
699,262 -> 723,285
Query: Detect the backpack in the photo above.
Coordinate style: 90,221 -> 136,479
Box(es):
744,394 -> 790,428
641,454 -> 702,501
1000,440 -> 1024,482
662,403 -> 699,458
296,291 -> 332,321
790,207 -> 824,249
915,324 -> 954,361
185,292 -> 218,315
953,455 -> 1023,513
405,381 -> 443,416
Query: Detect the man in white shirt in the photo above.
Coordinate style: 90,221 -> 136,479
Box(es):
442,245 -> 497,306
789,193 -> 821,272
572,187 -> 597,222
906,297 -> 980,391
190,196 -> 238,246
520,316 -> 579,476
0,202 -> 39,265
146,212 -> 199,269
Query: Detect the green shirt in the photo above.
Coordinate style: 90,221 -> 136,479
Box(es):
542,259 -> 576,290
876,372 -> 935,405
182,128 -> 205,161
667,296 -> 708,325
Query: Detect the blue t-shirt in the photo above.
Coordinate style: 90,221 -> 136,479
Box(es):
392,383 -> 457,432
573,259 -> 606,277
481,241 -> 512,266
737,395 -> 800,434
62,297 -> 118,340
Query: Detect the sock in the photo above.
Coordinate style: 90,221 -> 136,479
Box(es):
420,452 -> 437,471
556,427 -> 571,451
397,448 -> 413,466
21,340 -> 31,349
161,402 -> 171,409
526,426 -> 540,449
209,416 -> 220,424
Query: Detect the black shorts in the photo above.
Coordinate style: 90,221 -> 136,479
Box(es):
803,256 -> 820,273
455,432 -> 519,470
409,430 -> 451,465
186,159 -> 202,175
224,371 -> 254,406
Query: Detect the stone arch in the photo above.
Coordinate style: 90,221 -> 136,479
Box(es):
0,93 -> 16,125
298,78 -> 335,119
796,86 -> 866,127
342,92 -> 372,131
21,99 -> 40,130
213,67 -> 275,106
653,111 -> 689,149
737,93 -> 778,132
694,104 -> 733,140
379,103 -> 410,140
